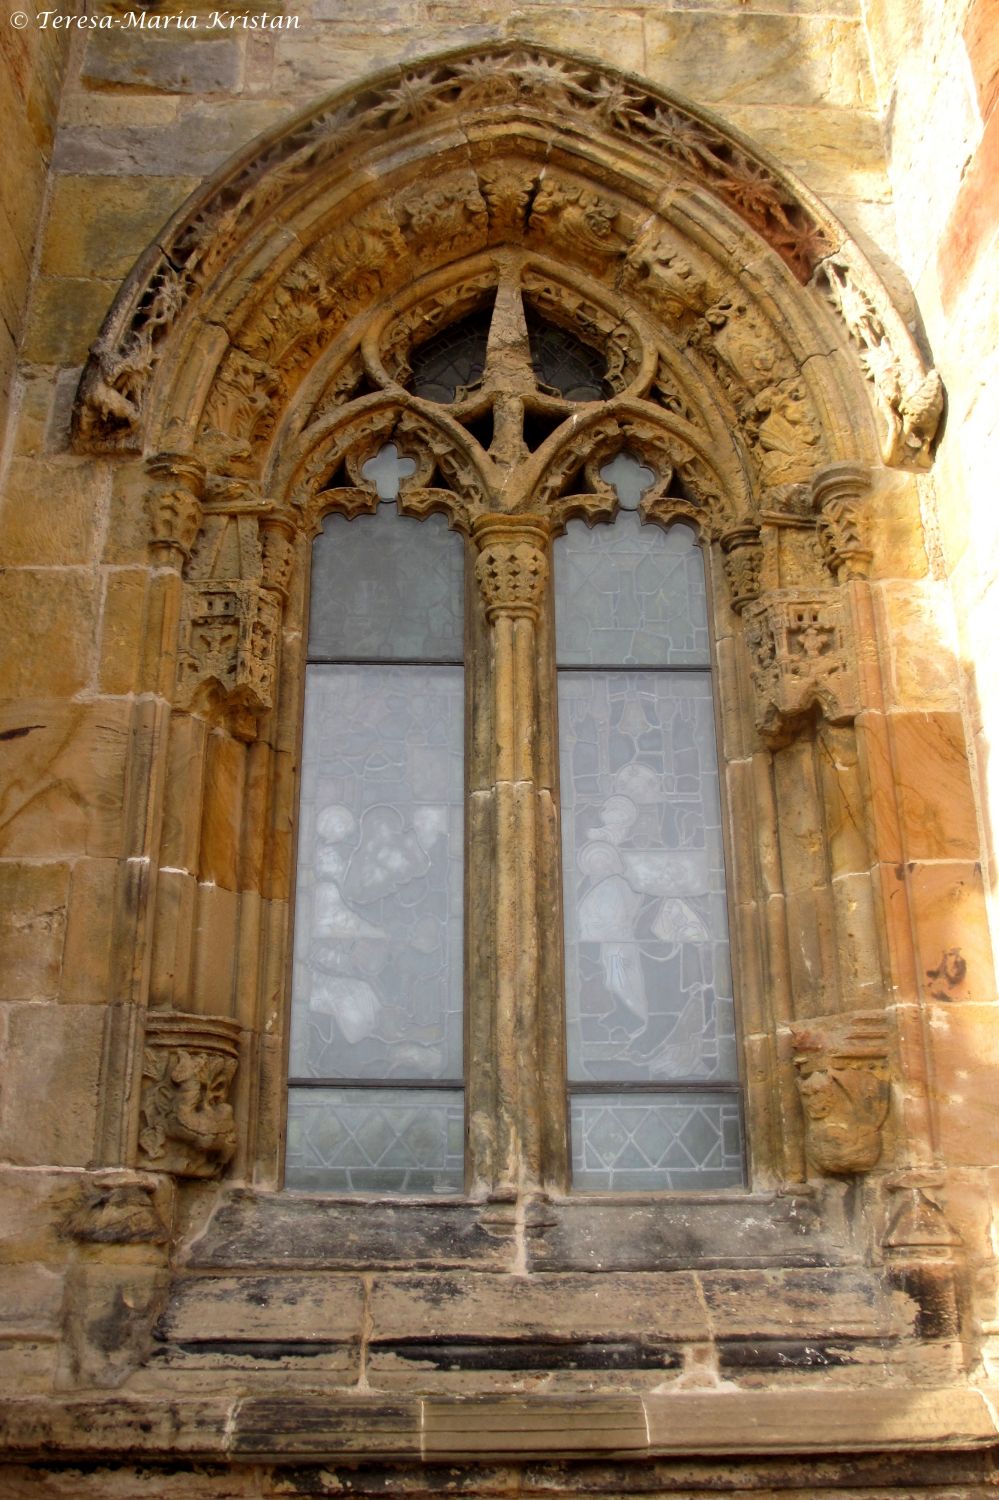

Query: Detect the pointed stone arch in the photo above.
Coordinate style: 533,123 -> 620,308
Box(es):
73,42 -> 941,478
72,42 -> 944,1205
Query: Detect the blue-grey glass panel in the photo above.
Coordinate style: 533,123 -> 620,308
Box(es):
286,1087 -> 464,1194
309,502 -> 464,662
559,671 -> 735,1084
289,664 -> 464,1082
570,1092 -> 744,1191
555,514 -> 709,666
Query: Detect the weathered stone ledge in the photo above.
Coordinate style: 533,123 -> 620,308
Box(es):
0,1388 -> 996,1464
184,1188 -> 845,1271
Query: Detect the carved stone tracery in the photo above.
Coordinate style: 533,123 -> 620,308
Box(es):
72,45 -> 942,474
98,45 -> 938,1196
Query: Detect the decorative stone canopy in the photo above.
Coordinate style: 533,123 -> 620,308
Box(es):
72,41 -> 942,477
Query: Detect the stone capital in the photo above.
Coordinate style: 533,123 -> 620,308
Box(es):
472,515 -> 551,623
259,512 -> 298,600
811,462 -> 872,582
146,453 -> 206,568
720,523 -> 763,613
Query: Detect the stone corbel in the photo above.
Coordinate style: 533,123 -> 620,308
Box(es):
138,1012 -> 240,1180
175,578 -> 281,741
742,589 -> 858,747
883,1171 -> 963,1259
146,453 -> 206,569
791,1011 -> 891,1175
811,462 -> 872,582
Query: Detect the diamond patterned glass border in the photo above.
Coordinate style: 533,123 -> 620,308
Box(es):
570,1092 -> 743,1192
286,1087 -> 465,1194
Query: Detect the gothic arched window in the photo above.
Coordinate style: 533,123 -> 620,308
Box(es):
283,274 -> 745,1196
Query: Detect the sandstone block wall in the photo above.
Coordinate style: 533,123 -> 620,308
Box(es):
0,1 -> 70,431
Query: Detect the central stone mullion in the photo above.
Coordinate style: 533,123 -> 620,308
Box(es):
468,513 -> 559,1201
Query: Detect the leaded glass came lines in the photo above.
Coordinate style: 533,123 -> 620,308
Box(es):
555,514 -> 710,666
286,1087 -> 464,1194
287,498 -> 465,1196
290,665 -> 464,1085
570,1094 -> 743,1191
555,511 -> 744,1191
308,502 -> 464,663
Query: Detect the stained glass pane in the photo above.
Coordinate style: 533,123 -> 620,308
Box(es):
528,314 -> 605,400
289,665 -> 464,1081
570,1093 -> 743,1191
409,311 -> 491,403
599,452 -> 655,511
309,502 -> 464,662
555,514 -> 709,666
286,1087 -> 464,1194
559,671 -> 735,1085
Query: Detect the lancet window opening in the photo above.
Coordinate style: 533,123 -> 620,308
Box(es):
282,259 -> 747,1196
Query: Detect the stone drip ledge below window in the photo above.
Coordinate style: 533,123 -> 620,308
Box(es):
181,1187 -> 851,1272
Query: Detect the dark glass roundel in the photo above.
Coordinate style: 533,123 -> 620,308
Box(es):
528,315 -> 605,401
409,311 -> 492,403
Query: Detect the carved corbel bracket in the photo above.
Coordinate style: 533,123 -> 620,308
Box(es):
743,589 -> 858,747
139,1012 -> 240,1180
175,578 -> 281,741
472,515 -> 550,623
60,1170 -> 169,1245
146,453 -> 206,569
811,462 -> 872,582
791,1011 -> 891,1175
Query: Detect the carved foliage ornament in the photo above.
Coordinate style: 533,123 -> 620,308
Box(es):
71,44 -> 942,471
791,1011 -> 891,1175
139,1013 -> 240,1180
743,591 -> 858,747
176,580 -> 281,741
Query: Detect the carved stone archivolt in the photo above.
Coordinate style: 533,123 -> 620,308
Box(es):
72,44 -> 941,475
791,1012 -> 891,1176
139,1013 -> 240,1180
